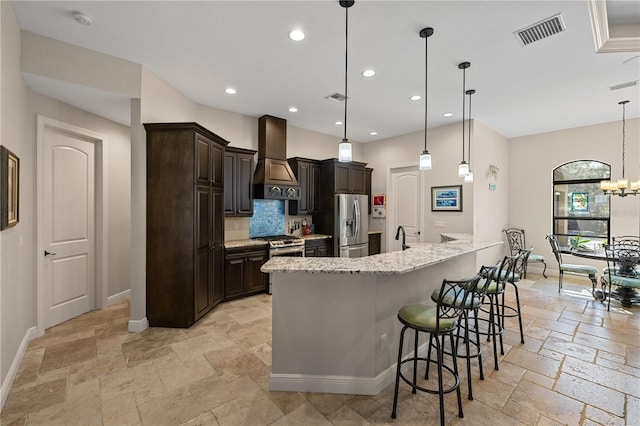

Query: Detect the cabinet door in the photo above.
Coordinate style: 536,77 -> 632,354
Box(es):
334,163 -> 352,193
224,253 -> 246,299
368,234 -> 381,255
316,242 -> 331,257
297,162 -> 310,213
246,251 -> 268,293
213,190 -> 224,245
195,186 -> 213,319
236,154 -> 254,216
224,153 -> 236,216
309,163 -> 320,213
211,143 -> 225,187
351,166 -> 365,194
195,134 -> 211,185
305,245 -> 317,257
212,246 -> 224,306
365,168 -> 372,214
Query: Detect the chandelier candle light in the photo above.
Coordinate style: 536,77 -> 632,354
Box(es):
600,100 -> 639,197
464,89 -> 476,182
458,62 -> 471,177
338,0 -> 355,162
419,27 -> 434,170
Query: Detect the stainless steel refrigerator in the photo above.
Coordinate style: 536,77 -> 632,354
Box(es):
335,194 -> 368,258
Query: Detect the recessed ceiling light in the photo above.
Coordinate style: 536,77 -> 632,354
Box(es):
289,30 -> 305,41
362,69 -> 376,77
370,131 -> 378,136
410,95 -> 422,101
443,112 -> 453,117
289,107 -> 298,112
335,121 -> 343,126
73,11 -> 94,26
225,88 -> 237,95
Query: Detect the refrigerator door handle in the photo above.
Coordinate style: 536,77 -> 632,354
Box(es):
354,199 -> 360,239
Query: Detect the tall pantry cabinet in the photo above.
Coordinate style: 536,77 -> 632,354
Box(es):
145,123 -> 228,328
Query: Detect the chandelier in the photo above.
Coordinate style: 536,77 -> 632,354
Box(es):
600,100 -> 638,197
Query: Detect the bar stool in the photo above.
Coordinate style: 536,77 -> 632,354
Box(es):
391,275 -> 481,426
477,255 -> 517,371
429,266 -> 495,400
501,248 -> 529,345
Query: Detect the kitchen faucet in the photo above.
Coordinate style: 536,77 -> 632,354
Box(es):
395,226 -> 409,250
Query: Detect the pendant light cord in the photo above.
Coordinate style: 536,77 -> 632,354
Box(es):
621,100 -> 626,179
462,67 -> 466,161
344,6 -> 349,141
468,91 -> 472,167
424,31 -> 428,152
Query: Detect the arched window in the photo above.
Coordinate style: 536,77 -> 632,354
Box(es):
553,160 -> 611,248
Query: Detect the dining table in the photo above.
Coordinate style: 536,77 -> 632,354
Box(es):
561,245 -> 638,308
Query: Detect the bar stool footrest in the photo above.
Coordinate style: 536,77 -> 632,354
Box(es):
397,357 -> 460,396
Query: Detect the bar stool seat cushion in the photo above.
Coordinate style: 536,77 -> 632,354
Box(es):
499,270 -> 521,283
560,263 -> 598,275
430,290 -> 481,309
398,304 -> 458,333
478,277 -> 503,294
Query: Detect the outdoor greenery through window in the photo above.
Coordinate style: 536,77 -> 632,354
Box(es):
553,160 -> 611,250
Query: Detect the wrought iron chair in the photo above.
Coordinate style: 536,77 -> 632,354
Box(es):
501,248 -> 530,345
503,228 -> 547,278
391,275 -> 481,426
602,241 -> 640,310
546,234 -> 599,296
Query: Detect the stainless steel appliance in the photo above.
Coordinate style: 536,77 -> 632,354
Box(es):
335,194 -> 368,258
255,235 -> 305,293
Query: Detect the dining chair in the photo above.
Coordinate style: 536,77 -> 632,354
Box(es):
503,228 -> 547,278
602,242 -> 640,310
546,234 -> 599,295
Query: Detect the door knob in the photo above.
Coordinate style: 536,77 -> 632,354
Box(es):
44,250 -> 57,256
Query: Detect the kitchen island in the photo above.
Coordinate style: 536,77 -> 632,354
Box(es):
261,236 -> 502,395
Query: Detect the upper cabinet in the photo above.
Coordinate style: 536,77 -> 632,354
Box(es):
365,167 -> 373,215
224,146 -> 256,217
320,159 -> 368,195
287,157 -> 320,215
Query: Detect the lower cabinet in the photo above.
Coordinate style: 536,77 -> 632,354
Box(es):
224,246 -> 269,300
305,238 -> 333,257
368,232 -> 381,255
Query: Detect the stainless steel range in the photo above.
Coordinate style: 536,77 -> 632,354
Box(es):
255,235 -> 305,258
255,235 -> 305,294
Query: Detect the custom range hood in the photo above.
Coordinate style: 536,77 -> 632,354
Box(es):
253,115 -> 301,200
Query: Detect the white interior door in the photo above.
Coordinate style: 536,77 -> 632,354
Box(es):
389,165 -> 423,251
40,121 -> 96,329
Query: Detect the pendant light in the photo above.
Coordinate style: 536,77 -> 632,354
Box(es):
457,62 -> 470,177
464,89 -> 476,182
418,27 -> 434,170
600,100 -> 639,196
338,0 -> 355,162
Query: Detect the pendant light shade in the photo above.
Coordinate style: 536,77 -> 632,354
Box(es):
458,62 -> 470,177
418,27 -> 434,171
464,89 -> 475,182
338,0 -> 355,162
600,100 -> 639,196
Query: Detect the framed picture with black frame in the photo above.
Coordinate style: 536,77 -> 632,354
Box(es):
1,145 -> 19,230
431,185 -> 462,212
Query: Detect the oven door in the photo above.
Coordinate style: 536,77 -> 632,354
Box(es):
270,245 -> 305,258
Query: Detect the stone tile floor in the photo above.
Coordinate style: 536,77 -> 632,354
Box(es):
1,274 -> 638,425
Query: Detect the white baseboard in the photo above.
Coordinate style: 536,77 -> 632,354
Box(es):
107,289 -> 130,306
269,342 -> 429,395
128,317 -> 148,333
1,327 -> 37,410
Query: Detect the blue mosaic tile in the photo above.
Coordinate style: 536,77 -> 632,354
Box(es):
249,200 -> 285,237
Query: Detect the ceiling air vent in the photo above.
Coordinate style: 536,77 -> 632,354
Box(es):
514,13 -> 566,46
325,92 -> 347,102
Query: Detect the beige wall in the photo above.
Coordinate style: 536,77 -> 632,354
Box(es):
509,118 -> 640,273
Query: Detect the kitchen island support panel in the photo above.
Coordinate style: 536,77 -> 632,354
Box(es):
269,253 -> 475,395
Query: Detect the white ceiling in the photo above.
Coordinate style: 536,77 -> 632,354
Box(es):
11,0 -> 640,142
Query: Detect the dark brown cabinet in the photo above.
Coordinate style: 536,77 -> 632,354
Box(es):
304,238 -> 333,257
224,146 -> 256,217
288,157 -> 320,215
145,122 -> 228,328
320,159 -> 367,194
224,246 -> 269,300
365,167 -> 373,215
368,232 -> 381,255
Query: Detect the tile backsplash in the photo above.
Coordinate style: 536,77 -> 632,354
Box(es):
249,200 -> 285,238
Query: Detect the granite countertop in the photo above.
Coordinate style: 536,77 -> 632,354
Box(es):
299,234 -> 332,241
368,230 -> 382,234
261,237 -> 502,275
224,239 -> 269,249
440,233 -> 473,241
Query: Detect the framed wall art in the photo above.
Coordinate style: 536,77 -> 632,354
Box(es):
1,146 -> 19,230
431,185 -> 462,212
